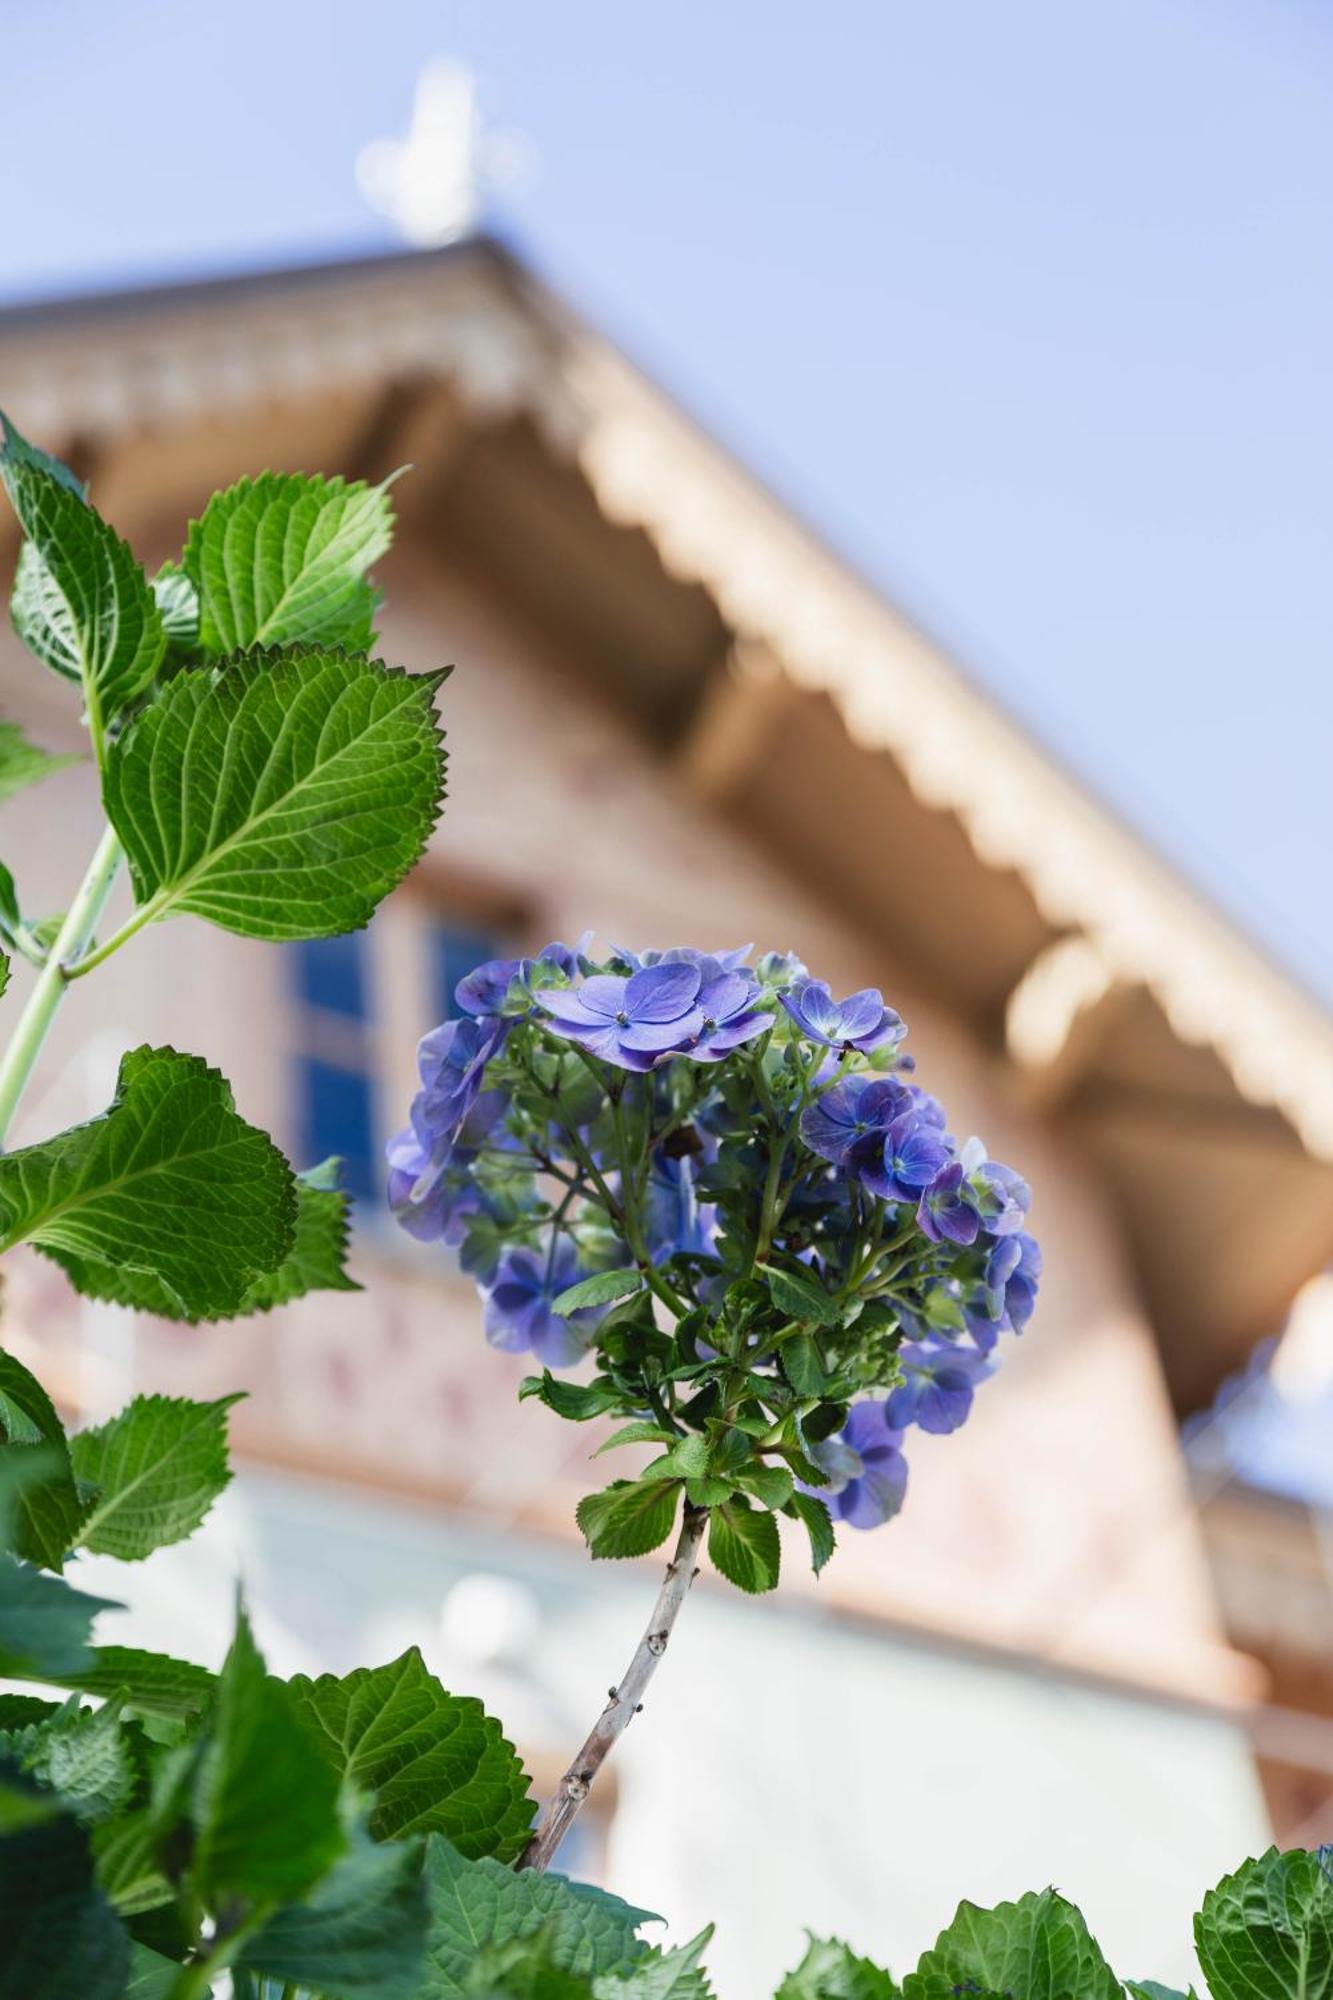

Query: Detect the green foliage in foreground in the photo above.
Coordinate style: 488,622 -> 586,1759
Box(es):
1,1350 -> 1328,2000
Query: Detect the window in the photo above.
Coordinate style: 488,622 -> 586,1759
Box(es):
289,935 -> 379,1205
288,919 -> 504,1213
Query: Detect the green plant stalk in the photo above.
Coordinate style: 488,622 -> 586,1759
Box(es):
0,822 -> 124,1146
166,1905 -> 270,2000
63,887 -> 163,978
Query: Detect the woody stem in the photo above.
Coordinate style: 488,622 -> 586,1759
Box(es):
517,1504 -> 708,1872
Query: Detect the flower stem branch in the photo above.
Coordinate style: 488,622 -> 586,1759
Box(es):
517,1502 -> 708,1873
0,823 -> 124,1147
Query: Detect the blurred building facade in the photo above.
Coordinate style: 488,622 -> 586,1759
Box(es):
3,240 -> 1333,1991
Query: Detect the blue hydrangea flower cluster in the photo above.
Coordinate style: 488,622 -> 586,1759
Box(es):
388,942 -> 1039,1548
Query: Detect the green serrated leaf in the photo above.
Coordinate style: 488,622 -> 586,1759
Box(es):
596,1927 -> 716,2000
183,470 -> 396,654
0,717 -> 78,801
0,1808 -> 131,1998
103,646 -> 447,942
777,1932 -> 899,2000
0,1351 -> 84,1569
683,1477 -> 733,1508
0,420 -> 85,496
708,1501 -> 780,1594
70,1392 -> 241,1561
16,1696 -> 139,1825
903,1888 -> 1121,2000
289,1646 -> 533,1860
1,414 -> 166,732
732,1463 -> 794,1510
241,1160 -> 358,1311
421,1833 -> 656,1997
462,1932 -> 591,2000
0,1044 -> 296,1321
553,1269 -> 643,1315
520,1375 -> 622,1422
1195,1847 -> 1333,2000
787,1492 -> 836,1576
593,1422 -> 677,1458
238,1816 -> 427,1998
1125,1983 -> 1195,2000
191,1604 -> 343,1904
641,1436 -> 711,1483
762,1263 -> 843,1328
93,1806 -> 176,1916
0,1692 -> 58,1733
781,1332 -> 829,1397
53,1643 -> 214,1720
576,1481 -> 680,1561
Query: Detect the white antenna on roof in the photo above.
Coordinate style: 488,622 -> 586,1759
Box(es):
356,59 -> 531,248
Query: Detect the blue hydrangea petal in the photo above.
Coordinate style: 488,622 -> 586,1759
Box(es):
836,989 -> 888,1042
840,1458 -> 908,1529
624,960 -> 703,1021
620,1008 -> 706,1052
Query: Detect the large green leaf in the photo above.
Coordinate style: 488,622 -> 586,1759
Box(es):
237,1818 -> 428,1998
421,1834 -> 655,1998
777,1934 -> 899,2000
0,717 -> 77,801
190,1605 -> 343,1904
786,1492 -> 835,1577
708,1499 -> 780,1594
0,1351 -> 85,1570
103,646 -> 447,941
70,1392 -> 241,1561
576,1480 -> 680,1561
1,414 -> 166,730
241,1159 -> 358,1311
182,469 -> 396,653
0,1044 -> 296,1320
903,1889 -> 1122,2000
0,1553 -> 118,1680
288,1646 -> 534,1860
53,1643 -> 215,1720
1195,1847 -> 1333,2000
67,1163 -> 357,1331
0,1808 -> 131,1999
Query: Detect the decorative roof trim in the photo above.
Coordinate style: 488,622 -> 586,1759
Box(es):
4,242 -> 1331,1156
560,334 -> 1333,1160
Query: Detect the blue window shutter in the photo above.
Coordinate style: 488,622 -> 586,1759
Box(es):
299,1056 -> 378,1205
292,934 -> 368,1022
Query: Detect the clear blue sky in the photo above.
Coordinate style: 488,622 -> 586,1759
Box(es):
6,1 -> 1331,998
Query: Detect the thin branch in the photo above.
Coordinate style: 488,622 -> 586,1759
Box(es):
518,1504 -> 708,1872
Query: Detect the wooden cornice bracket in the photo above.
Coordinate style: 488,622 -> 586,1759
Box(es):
1004,931 -> 1131,1110
672,638 -> 796,806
